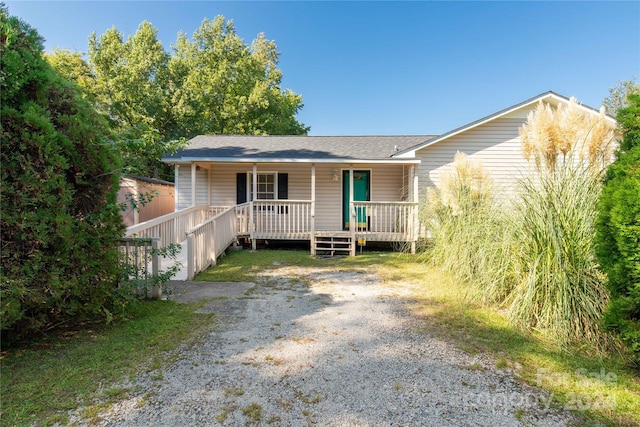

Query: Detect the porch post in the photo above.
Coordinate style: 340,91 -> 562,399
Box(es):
174,165 -> 180,211
310,164 -> 316,255
207,165 -> 211,207
411,165 -> 419,254
251,164 -> 257,250
349,165 -> 356,256
191,163 -> 196,207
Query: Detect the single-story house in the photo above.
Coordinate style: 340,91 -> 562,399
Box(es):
127,91 -> 615,278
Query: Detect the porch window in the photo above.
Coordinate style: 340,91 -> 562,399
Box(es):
249,173 -> 276,200
236,172 -> 288,204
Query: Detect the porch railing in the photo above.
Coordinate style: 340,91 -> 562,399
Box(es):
185,207 -> 238,280
251,200 -> 312,239
125,205 -> 211,248
352,201 -> 419,241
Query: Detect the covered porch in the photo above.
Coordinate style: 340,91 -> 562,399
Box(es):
125,161 -> 421,279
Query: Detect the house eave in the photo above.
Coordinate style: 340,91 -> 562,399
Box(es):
161,157 -> 421,165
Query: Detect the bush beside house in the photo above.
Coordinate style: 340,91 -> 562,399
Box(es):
596,94 -> 640,364
0,8 -> 124,338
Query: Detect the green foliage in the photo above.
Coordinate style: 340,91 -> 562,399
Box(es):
0,7 -> 124,337
1,300 -> 215,426
170,17 -> 309,136
596,94 -> 640,363
46,16 -> 308,181
510,157 -> 609,347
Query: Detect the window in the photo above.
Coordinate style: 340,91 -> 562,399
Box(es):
236,172 -> 287,204
249,173 -> 276,200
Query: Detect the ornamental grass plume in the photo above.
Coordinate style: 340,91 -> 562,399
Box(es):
519,98 -> 615,174
421,153 -> 512,302
512,98 -> 617,349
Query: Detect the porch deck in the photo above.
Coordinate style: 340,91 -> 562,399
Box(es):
125,200 -> 418,280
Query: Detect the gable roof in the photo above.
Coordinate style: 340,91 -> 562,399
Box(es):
392,91 -> 616,158
163,135 -> 434,163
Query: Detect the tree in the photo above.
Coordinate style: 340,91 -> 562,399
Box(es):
603,77 -> 640,117
1,6 -> 124,337
169,17 -> 308,136
46,16 -> 309,180
595,94 -> 640,364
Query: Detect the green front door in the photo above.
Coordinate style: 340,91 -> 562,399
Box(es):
343,170 -> 370,230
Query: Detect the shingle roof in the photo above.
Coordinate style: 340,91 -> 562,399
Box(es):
163,135 -> 436,162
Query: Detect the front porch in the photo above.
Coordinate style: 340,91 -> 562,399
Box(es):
124,199 -> 419,280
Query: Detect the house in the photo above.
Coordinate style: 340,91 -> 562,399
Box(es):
125,91 -> 615,279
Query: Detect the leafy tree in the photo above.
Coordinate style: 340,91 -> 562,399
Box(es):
170,17 -> 309,136
596,94 -> 640,363
46,16 -> 309,180
1,6 -> 124,337
603,77 -> 640,117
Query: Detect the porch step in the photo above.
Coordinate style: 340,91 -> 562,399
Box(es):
314,234 -> 353,256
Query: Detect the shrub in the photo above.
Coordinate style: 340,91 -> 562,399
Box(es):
0,8 -> 124,338
595,94 -> 640,363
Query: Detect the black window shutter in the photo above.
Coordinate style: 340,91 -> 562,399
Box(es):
277,173 -> 288,200
236,173 -> 247,204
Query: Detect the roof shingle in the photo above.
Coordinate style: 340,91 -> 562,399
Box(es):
163,135 -> 436,161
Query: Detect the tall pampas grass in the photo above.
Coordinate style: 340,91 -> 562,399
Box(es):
421,98 -> 618,350
420,152 -> 513,303
512,98 -> 616,348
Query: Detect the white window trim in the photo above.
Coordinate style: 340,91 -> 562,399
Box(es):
247,171 -> 278,201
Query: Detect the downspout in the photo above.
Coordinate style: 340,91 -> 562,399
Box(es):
349,165 -> 356,256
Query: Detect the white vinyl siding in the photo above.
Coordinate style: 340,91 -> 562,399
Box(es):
200,163 -> 408,231
195,167 -> 208,205
176,165 -> 192,210
176,165 -> 209,209
415,117 -> 530,197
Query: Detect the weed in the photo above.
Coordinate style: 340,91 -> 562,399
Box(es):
224,386 -> 245,397
242,403 -> 263,421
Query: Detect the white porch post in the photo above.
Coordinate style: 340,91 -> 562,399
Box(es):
207,166 -> 211,206
251,164 -> 257,250
310,164 -> 316,255
174,165 -> 180,211
190,163 -> 196,207
349,165 -> 356,256
411,165 -> 419,254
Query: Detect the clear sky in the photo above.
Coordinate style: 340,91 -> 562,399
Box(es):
5,1 -> 640,135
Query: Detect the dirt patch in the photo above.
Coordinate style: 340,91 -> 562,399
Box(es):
165,280 -> 255,303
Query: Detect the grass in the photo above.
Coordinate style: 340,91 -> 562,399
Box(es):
0,300 -> 215,426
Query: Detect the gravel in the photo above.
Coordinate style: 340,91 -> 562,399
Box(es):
80,264 -> 577,426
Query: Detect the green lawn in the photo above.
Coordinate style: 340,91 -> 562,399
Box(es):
1,301 -> 215,426
2,250 -> 639,426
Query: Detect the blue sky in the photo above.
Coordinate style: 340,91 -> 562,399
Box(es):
6,1 -> 640,135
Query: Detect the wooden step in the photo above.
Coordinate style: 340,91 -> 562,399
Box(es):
314,234 -> 353,256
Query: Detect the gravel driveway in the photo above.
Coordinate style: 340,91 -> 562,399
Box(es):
88,264 -> 576,426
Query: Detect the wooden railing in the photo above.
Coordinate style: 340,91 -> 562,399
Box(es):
117,237 -> 162,298
235,202 -> 252,236
352,201 -> 418,241
185,207 -> 238,280
251,200 -> 312,239
124,205 -> 212,248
